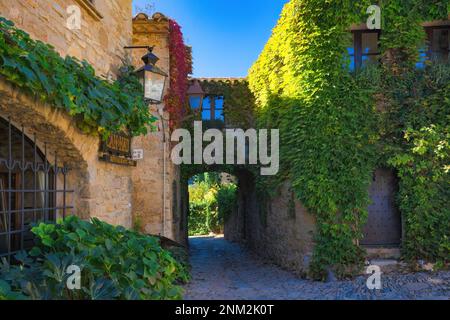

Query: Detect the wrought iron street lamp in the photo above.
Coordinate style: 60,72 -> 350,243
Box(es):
125,46 -> 168,104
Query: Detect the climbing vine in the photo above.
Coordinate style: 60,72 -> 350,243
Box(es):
197,79 -> 256,129
380,63 -> 450,266
180,79 -> 257,180
248,0 -> 449,279
0,17 -> 157,139
249,0 -> 378,280
164,19 -> 191,131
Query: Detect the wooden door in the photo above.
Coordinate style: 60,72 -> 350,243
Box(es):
361,169 -> 402,246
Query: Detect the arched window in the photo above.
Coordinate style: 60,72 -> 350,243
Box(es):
0,118 -> 73,261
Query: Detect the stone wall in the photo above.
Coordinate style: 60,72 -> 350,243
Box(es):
0,0 -> 133,79
0,2 -> 190,234
0,79 -> 133,228
0,0 -> 135,228
225,174 -> 316,276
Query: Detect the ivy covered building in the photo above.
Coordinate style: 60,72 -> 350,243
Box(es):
185,1 -> 449,279
0,1 -> 189,260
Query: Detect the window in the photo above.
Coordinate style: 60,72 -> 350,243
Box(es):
348,30 -> 381,70
201,96 -> 212,121
214,96 -> 225,121
426,26 -> 450,62
0,118 -> 73,261
201,95 -> 225,122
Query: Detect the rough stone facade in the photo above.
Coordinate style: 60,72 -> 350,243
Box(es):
0,0 -> 132,79
225,173 -> 316,276
0,78 -> 133,227
131,13 -> 182,242
0,2 -> 181,238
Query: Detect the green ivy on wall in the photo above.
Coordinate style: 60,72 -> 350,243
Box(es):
381,64 -> 450,266
248,0 -> 449,279
180,79 -> 257,180
198,79 -> 256,129
249,0 -> 379,280
0,17 -> 157,139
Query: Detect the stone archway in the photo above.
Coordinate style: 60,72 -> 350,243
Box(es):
0,79 -> 94,220
179,166 -> 255,246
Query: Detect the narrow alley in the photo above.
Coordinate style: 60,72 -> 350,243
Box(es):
184,237 -> 450,300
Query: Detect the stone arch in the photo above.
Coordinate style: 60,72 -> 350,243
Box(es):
180,164 -> 256,245
0,79 -> 96,219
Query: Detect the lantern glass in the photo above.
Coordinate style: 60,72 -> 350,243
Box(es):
143,70 -> 166,103
189,94 -> 203,110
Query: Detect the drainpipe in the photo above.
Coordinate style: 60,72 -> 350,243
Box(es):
158,106 -> 167,237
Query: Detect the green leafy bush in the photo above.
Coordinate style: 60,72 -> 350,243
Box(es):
0,216 -> 188,300
217,184 -> 237,223
0,17 -> 157,138
383,63 -> 450,265
189,180 -> 219,236
188,173 -> 237,236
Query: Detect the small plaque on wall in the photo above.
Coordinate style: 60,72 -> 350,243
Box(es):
132,149 -> 144,160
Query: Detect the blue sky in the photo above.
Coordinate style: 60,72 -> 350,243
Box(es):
132,0 -> 288,78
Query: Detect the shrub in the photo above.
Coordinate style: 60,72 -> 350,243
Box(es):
217,184 -> 237,223
0,216 -> 188,300
188,173 -> 237,236
188,181 -> 219,236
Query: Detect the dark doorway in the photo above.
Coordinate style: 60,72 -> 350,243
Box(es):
361,168 -> 402,247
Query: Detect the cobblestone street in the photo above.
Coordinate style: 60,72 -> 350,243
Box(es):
183,237 -> 450,300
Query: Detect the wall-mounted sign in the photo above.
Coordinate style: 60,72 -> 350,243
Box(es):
132,149 -> 144,161
99,133 -> 137,166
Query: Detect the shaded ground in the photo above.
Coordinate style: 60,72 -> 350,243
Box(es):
183,236 -> 449,300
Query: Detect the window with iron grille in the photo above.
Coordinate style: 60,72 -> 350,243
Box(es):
0,118 -> 74,262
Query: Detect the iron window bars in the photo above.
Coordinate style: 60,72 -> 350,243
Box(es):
0,117 -> 74,262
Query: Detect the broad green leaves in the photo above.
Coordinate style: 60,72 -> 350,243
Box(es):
0,17 -> 157,139
0,216 -> 189,300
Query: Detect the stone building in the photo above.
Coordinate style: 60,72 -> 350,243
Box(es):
0,0 -> 182,259
185,14 -> 450,276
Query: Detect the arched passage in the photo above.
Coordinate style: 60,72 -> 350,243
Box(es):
179,165 -> 256,246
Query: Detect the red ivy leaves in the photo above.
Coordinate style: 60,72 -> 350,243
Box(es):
164,19 -> 191,130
